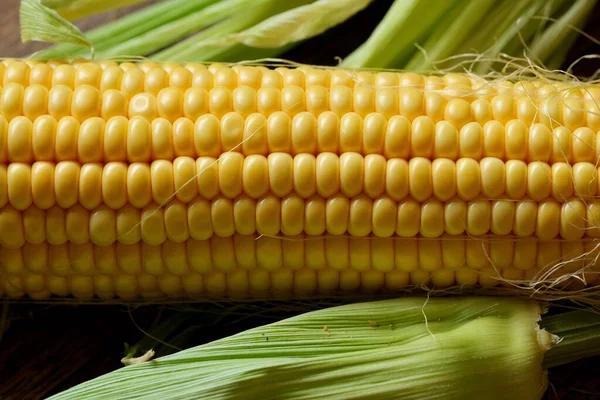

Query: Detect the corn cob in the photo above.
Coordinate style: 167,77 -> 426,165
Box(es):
1,59 -> 599,300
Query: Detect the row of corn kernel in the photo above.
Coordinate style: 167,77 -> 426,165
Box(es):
1,61 -> 427,91
2,154 -> 597,213
2,79 -> 599,133
2,111 -> 598,164
0,233 -> 598,279
0,60 -> 517,91
5,59 -> 599,102
2,240 -> 597,300
0,193 -> 596,249
0,268 -> 500,300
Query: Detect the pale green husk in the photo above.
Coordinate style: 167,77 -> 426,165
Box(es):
341,0 -> 596,72
24,0 -> 370,64
42,0 -> 149,20
341,0 -> 461,68
20,0 -> 91,50
204,0 -> 374,48
33,0 -> 221,59
48,297 -> 550,400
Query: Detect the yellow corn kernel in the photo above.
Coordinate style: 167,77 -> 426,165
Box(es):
220,112 -> 243,151
444,199 -> 467,235
304,196 -> 326,236
572,127 -> 595,163
467,200 -> 490,236
232,86 -> 257,117
330,85 -> 353,115
408,157 -> 432,202
23,84 -> 48,120
31,162 -> 55,210
528,123 -> 552,162
354,86 -> 375,116
363,154 -> 386,198
459,122 -> 483,159
141,203 -> 166,245
445,98 -> 472,128
491,93 -> 514,124
157,87 -> 183,122
8,116 -> 33,162
129,93 -> 158,121
432,158 -> 456,201
0,206 -> 25,248
54,117 -> 78,160
22,206 -> 45,244
573,162 -> 597,198
193,115 -> 219,158
29,63 -> 52,88
281,194 -> 304,236
340,152 -> 364,197
102,162 -> 128,209
505,160 -> 527,199
471,98 -> 492,125
172,117 -> 196,158
420,199 -> 445,238
441,235 -> 465,269
79,163 -> 102,210
78,117 -> 104,163
257,87 -> 281,116
100,89 -> 128,121
434,121 -> 458,160
66,204 -> 90,244
482,120 -> 504,159
410,116 -> 434,158
505,119 -> 528,160
396,198 -> 421,237
291,112 -> 317,154
243,113 -> 268,155
90,205 -> 117,246
72,85 -> 100,122
4,61 -> 30,86
479,157 -> 504,199
456,158 -> 480,201
169,67 -> 192,90
100,66 -> 124,92
339,112 -> 362,153
399,87 -> 424,122
527,162 -> 551,201
32,116 -> 56,161
560,199 -> 586,240
385,158 -> 409,201
184,87 -> 208,121
7,163 -> 33,211
152,118 -> 175,160
536,200 -> 561,240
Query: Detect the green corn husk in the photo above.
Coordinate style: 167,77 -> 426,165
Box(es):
42,0 -> 150,21
341,0 -> 596,72
48,297 -> 564,400
31,0 -> 222,59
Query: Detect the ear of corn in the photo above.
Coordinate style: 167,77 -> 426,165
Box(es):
1,60 -> 600,300
46,297 -> 554,400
